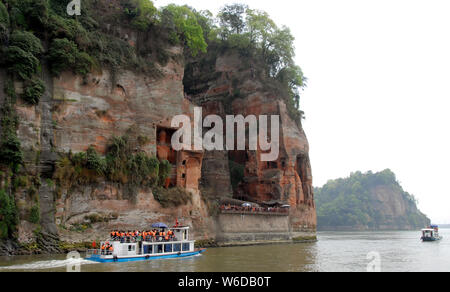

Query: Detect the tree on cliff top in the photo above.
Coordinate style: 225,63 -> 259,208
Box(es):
184,3 -> 307,124
160,4 -> 208,57
218,3 -> 248,36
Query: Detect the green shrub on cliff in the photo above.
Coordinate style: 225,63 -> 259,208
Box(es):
48,38 -> 93,76
153,187 -> 192,209
0,189 -> 18,239
161,5 -> 208,57
0,132 -> 23,168
128,153 -> 160,186
48,38 -> 78,76
158,159 -> 172,186
0,2 -> 10,28
3,46 -> 40,80
9,30 -> 43,56
3,0 -> 49,30
29,204 -> 40,224
0,80 -> 23,172
124,0 -> 158,31
54,135 -> 163,190
1,26 -> 46,105
22,77 -> 45,105
86,146 -> 107,175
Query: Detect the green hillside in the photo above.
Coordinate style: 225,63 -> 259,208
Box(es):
315,169 -> 430,231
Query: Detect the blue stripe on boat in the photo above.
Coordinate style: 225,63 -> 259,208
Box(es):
86,249 -> 206,263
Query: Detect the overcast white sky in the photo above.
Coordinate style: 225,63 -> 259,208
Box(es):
155,0 -> 450,224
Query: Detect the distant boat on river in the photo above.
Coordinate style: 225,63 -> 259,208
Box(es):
421,225 -> 443,242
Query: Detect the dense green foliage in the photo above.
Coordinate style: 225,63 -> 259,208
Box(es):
215,4 -> 305,88
0,81 -> 23,169
0,189 -> 18,239
22,77 -> 45,105
54,133 -> 177,207
315,170 -> 429,229
3,45 -> 40,80
47,38 -> 93,76
29,203 -> 40,224
9,30 -> 43,56
183,3 -> 307,123
0,76 -> 22,240
0,0 -> 211,106
124,0 -> 158,31
54,135 -> 167,191
153,186 -> 192,209
160,5 -> 207,57
0,2 -> 9,26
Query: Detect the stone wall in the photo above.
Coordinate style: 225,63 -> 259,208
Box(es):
215,213 -> 315,246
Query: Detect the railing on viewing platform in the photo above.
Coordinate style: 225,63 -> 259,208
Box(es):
219,205 -> 289,216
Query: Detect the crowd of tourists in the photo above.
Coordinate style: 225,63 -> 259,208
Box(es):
100,242 -> 114,255
220,204 -> 289,214
109,230 -> 177,243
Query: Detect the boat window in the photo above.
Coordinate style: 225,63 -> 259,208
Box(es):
157,244 -> 163,254
128,245 -> 135,252
182,243 -> 190,251
164,244 -> 173,253
143,245 -> 153,254
173,244 -> 181,252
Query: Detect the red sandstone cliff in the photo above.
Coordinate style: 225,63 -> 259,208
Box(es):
185,51 -> 317,233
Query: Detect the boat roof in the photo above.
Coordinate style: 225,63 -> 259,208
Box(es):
422,229 -> 434,231
171,226 -> 190,230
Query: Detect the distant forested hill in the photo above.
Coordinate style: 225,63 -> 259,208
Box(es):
315,169 -> 430,231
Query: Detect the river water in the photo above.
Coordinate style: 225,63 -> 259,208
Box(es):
1,229 -> 449,272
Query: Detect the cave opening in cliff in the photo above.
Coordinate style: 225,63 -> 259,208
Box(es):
157,127 -> 177,188
228,150 -> 247,197
296,154 -> 309,204
266,161 -> 278,170
156,126 -> 203,191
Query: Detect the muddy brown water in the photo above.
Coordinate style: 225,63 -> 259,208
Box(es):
1,230 -> 449,272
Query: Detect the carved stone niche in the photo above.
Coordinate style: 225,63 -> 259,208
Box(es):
156,124 -> 204,191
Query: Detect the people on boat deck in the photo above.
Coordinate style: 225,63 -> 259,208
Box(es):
109,229 -> 177,243
100,242 -> 114,255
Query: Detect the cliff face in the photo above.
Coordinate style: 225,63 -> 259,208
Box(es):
11,49 -> 216,246
185,51 -> 317,232
4,49 -> 317,251
315,170 -> 430,231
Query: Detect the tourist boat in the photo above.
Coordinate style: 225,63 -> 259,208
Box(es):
85,224 -> 206,263
421,225 -> 443,242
